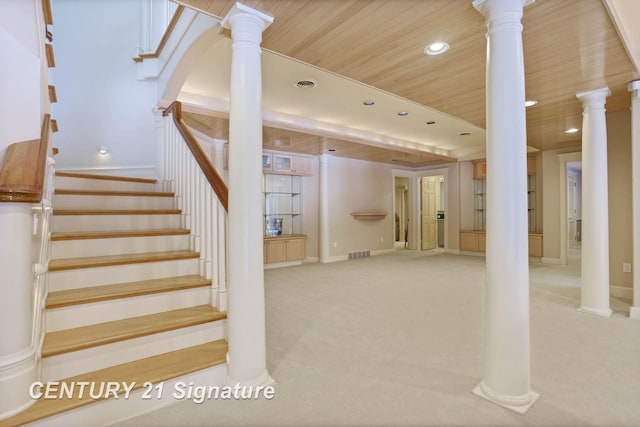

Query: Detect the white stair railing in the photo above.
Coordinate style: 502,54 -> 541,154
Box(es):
162,102 -> 228,311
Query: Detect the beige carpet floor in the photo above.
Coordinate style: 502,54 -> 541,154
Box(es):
113,249 -> 640,426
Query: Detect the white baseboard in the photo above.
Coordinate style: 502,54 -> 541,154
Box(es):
371,249 -> 394,256
630,306 -> 640,320
542,257 -> 562,265
303,257 -> 319,263
445,249 -> 461,255
264,260 -> 303,270
610,285 -> 633,300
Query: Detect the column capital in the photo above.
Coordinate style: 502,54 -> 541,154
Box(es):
629,80 -> 640,96
473,0 -> 534,18
221,2 -> 274,33
576,87 -> 611,106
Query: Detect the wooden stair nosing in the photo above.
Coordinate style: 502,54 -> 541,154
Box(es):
51,228 -> 191,241
53,209 -> 182,216
54,189 -> 174,197
55,171 -> 157,184
46,275 -> 211,308
0,340 -> 227,427
42,305 -> 226,358
48,250 -> 200,271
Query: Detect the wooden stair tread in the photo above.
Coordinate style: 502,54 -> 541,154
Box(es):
53,209 -> 181,215
55,189 -> 173,197
0,340 -> 227,427
49,250 -> 199,271
51,228 -> 190,241
55,171 -> 157,184
42,305 -> 226,357
47,275 -> 211,308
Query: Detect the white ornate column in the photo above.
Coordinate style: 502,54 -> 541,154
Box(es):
473,0 -> 538,414
222,3 -> 274,386
576,87 -> 612,317
319,153 -> 330,263
628,81 -> 640,320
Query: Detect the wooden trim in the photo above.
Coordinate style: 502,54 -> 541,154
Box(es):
0,114 -> 51,203
45,43 -> 55,67
51,119 -> 58,132
54,189 -> 174,197
351,211 -> 387,220
133,6 -> 184,62
164,101 -> 228,211
48,85 -> 57,103
53,209 -> 181,215
55,171 -> 157,183
42,0 -> 54,25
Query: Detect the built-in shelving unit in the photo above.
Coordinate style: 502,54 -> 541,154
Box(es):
263,174 -> 302,236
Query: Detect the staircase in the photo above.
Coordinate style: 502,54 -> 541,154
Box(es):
0,171 -> 228,426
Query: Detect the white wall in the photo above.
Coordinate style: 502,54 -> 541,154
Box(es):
326,156 -> 394,257
51,0 -> 158,174
0,0 -> 43,166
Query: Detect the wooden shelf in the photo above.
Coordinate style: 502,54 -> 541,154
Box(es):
350,211 -> 387,220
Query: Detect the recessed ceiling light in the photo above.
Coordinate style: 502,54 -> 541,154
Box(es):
328,148 -> 336,152
424,41 -> 449,55
98,146 -> 108,155
459,132 -> 472,136
398,111 -> 409,116
525,100 -> 538,107
426,121 -> 436,125
295,79 -> 317,89
363,100 -> 375,106
565,128 -> 580,134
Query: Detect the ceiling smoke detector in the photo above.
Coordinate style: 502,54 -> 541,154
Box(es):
295,79 -> 317,89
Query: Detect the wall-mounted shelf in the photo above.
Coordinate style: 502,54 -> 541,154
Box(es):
350,211 -> 387,220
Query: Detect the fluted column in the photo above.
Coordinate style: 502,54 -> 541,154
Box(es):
472,0 -> 538,414
628,81 -> 640,320
576,87 -> 612,317
222,3 -> 274,386
319,154 -> 330,263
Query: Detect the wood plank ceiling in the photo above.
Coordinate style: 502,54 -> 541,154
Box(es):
177,0 -> 638,159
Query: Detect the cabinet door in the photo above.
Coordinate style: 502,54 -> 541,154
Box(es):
272,154 -> 292,173
286,238 -> 306,261
528,234 -> 543,257
291,156 -> 313,176
262,153 -> 273,171
477,232 -> 486,252
460,232 -> 478,252
265,240 -> 287,263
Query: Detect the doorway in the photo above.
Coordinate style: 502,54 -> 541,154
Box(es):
421,176 -> 445,250
394,177 -> 409,249
567,161 -> 582,264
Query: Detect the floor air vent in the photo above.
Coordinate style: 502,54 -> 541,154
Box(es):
348,250 -> 371,260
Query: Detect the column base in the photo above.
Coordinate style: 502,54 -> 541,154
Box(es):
578,306 -> 613,317
472,381 -> 539,415
226,370 -> 276,388
629,306 -> 640,320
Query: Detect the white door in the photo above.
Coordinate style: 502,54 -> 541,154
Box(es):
421,177 -> 437,250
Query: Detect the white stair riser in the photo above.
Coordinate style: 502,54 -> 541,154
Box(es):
53,194 -> 175,210
49,258 -> 200,291
42,321 -> 225,382
31,364 -> 227,427
46,287 -> 211,332
51,234 -> 191,259
52,214 -> 183,232
54,176 -> 158,192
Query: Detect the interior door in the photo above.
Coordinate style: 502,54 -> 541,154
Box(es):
421,177 -> 437,250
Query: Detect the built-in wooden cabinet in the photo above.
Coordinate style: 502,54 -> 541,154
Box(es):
264,235 -> 306,264
263,151 -> 312,176
472,155 -> 536,179
460,231 -> 542,257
